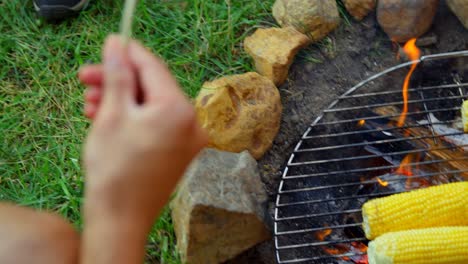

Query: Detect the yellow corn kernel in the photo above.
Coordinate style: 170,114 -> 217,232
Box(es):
368,227 -> 468,264
362,182 -> 467,240
462,100 -> 468,132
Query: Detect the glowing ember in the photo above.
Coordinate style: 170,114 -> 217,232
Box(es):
320,245 -> 353,261
320,242 -> 368,263
315,228 -> 332,241
315,229 -> 368,263
376,177 -> 389,187
358,119 -> 366,127
397,38 -> 421,127
354,256 -> 369,264
322,246 -> 347,256
351,242 -> 368,253
350,242 -> 368,264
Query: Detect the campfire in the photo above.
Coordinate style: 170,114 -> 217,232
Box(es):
148,0 -> 468,262
274,46 -> 468,263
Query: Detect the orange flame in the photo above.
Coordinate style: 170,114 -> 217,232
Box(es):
358,119 -> 366,127
315,229 -> 332,241
396,153 -> 424,189
397,38 -> 421,127
396,154 -> 415,176
376,177 -> 389,187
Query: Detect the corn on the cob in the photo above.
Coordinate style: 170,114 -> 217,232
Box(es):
462,100 -> 468,132
362,182 -> 468,240
368,227 -> 468,264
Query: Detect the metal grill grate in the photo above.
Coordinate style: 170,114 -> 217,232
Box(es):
274,51 -> 468,264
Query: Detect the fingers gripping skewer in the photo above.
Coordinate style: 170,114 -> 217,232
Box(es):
120,0 -> 138,46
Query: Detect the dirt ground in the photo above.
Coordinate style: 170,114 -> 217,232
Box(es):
228,2 -> 468,263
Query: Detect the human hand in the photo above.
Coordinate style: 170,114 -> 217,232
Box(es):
79,35 -> 207,230
78,35 -> 207,264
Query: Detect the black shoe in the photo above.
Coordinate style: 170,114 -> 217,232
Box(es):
34,0 -> 90,20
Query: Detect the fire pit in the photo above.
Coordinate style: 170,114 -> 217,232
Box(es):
274,50 -> 468,264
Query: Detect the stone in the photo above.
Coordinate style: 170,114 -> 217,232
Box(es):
447,0 -> 468,29
377,0 -> 439,43
195,72 -> 282,159
272,0 -> 340,42
343,0 -> 376,21
415,33 -> 438,47
171,149 -> 270,264
244,27 -> 310,86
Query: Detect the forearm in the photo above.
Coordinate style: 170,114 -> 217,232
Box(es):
81,217 -> 148,264
80,190 -> 153,264
0,203 -> 79,264
80,164 -> 179,264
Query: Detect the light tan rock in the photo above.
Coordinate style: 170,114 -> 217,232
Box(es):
447,0 -> 468,29
171,149 -> 270,264
344,0 -> 376,21
377,0 -> 439,43
195,72 -> 282,159
244,27 -> 310,86
272,0 -> 340,42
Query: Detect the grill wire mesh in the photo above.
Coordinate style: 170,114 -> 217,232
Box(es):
274,51 -> 468,264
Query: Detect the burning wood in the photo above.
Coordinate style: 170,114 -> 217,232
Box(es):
370,105 -> 468,182
418,113 -> 468,151
275,49 -> 468,264
309,93 -> 467,263
404,126 -> 468,181
354,81 -> 468,261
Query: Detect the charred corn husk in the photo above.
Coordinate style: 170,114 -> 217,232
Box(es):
362,182 -> 468,239
368,227 -> 468,264
462,100 -> 468,132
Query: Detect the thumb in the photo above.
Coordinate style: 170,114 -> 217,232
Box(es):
101,35 -> 136,114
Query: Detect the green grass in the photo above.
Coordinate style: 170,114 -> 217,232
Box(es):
336,0 -> 353,26
0,0 -> 274,263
